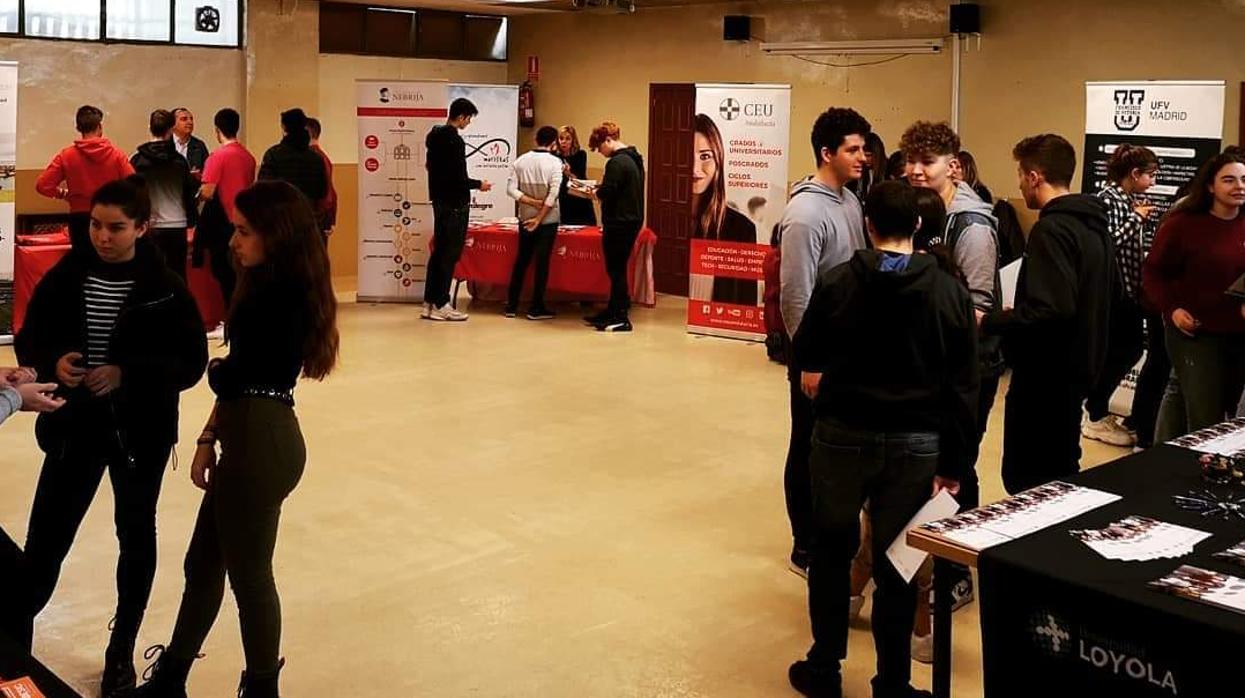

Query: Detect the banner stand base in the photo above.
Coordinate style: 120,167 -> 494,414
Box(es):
687,327 -> 764,343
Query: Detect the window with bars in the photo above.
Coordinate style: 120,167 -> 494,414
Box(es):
6,0 -> 242,47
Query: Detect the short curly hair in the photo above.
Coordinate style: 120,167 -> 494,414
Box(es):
588,122 -> 621,151
811,108 -> 872,164
899,121 -> 961,158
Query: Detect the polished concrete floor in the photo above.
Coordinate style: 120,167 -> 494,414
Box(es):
0,292 -> 1127,697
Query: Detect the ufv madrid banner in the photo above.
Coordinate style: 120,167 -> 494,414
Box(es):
448,84 -> 518,226
0,62 -> 17,342
1082,80 -> 1224,416
688,83 -> 790,341
355,80 -> 448,303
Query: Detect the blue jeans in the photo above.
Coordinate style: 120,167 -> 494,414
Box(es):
805,419 -> 938,689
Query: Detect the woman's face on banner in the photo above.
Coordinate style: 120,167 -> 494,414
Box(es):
692,131 -> 717,197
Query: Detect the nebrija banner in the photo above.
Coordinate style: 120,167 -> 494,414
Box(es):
689,83 -> 790,341
355,80 -> 448,303
1081,81 -> 1224,417
448,84 -> 518,226
0,62 -> 17,342
1082,80 -> 1224,214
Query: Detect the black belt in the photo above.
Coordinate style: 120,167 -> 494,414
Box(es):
239,387 -> 295,407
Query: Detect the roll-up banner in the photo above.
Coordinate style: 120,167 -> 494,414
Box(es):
688,84 -> 790,341
1082,80 -> 1225,416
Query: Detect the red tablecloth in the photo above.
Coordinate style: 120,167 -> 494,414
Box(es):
455,224 -> 657,307
12,239 -> 227,334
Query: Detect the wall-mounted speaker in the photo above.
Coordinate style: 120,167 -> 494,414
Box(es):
949,4 -> 981,34
724,15 -> 751,41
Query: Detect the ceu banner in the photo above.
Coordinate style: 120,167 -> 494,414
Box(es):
688,84 -> 790,341
448,84 -> 518,226
0,62 -> 16,341
355,80 -> 448,303
1082,81 -> 1224,415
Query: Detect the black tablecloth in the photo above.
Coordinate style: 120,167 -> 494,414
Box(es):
978,445 -> 1245,698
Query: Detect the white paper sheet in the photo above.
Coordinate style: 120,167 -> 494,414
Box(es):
999,259 -> 1022,309
886,490 -> 962,583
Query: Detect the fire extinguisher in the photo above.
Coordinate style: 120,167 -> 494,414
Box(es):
519,81 -> 535,128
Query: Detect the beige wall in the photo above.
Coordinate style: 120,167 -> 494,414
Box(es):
509,0 -> 1245,200
508,0 -> 952,181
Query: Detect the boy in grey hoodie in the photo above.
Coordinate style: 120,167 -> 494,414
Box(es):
778,107 -> 872,576
902,121 -> 1002,515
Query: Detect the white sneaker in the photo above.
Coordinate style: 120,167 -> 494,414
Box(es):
427,304 -> 468,322
911,632 -> 933,665
1082,415 -> 1136,447
849,594 -> 865,621
420,303 -> 432,319
206,323 -> 225,340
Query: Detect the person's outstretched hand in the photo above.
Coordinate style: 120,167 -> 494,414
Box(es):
18,382 -> 64,413
0,367 -> 36,389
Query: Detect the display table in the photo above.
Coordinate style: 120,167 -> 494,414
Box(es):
909,446 -> 1245,698
453,224 -> 657,307
12,235 -> 226,334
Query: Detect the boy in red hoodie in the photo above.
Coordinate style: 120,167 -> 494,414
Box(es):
36,105 -> 135,254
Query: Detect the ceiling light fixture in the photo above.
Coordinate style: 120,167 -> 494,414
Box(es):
760,38 -> 944,56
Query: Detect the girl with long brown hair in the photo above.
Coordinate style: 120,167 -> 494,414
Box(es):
691,113 -> 757,304
135,181 -> 339,698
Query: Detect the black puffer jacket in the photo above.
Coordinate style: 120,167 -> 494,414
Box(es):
258,131 -> 328,205
15,240 -> 207,454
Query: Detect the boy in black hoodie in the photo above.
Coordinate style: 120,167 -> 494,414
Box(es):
423,98 -> 492,322
131,109 -> 199,283
258,108 -> 328,211
789,181 -> 978,698
981,135 -> 1115,495
586,121 -> 645,332
15,177 -> 207,697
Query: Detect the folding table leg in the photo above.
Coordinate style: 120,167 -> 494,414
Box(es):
932,558 -> 953,698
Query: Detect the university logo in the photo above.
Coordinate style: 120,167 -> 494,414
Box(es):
379,88 -> 391,104
719,99 -> 741,121
1032,613 -> 1071,656
1113,89 -> 1145,132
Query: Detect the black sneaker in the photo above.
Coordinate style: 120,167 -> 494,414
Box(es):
503,306 -> 518,318
870,678 -> 932,698
526,308 -> 556,321
583,311 -> 610,326
788,548 -> 810,579
788,660 -> 842,698
597,318 -> 632,333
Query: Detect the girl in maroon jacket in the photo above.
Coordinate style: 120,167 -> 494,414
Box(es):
1144,152 -> 1245,440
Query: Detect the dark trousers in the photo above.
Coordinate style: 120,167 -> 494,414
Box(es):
957,372 -> 1000,512
1127,312 -> 1171,448
506,223 -> 558,311
784,363 -> 814,553
1001,368 -> 1086,494
208,235 -> 236,312
167,399 -> 305,673
68,212 -> 91,255
425,203 -> 470,308
1160,326 -> 1245,435
19,438 -> 171,652
149,227 -> 188,283
602,223 -> 641,318
1086,299 -> 1145,421
805,420 -> 938,689
0,526 -> 23,644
